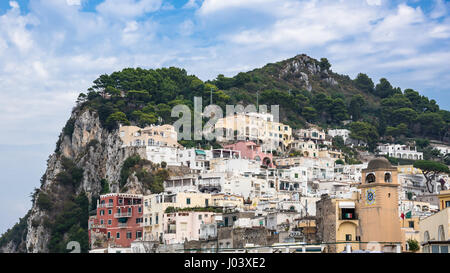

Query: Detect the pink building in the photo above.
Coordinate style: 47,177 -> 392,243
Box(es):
162,211 -> 216,245
224,141 -> 274,167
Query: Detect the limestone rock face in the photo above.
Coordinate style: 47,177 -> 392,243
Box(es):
22,108 -> 145,253
278,54 -> 338,91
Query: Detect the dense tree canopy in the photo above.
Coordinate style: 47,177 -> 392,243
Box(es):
76,57 -> 449,144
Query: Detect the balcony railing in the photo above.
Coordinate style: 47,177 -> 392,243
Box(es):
114,212 -> 132,218
118,223 -> 128,228
98,203 -> 114,208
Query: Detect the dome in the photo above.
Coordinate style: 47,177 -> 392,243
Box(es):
367,157 -> 392,170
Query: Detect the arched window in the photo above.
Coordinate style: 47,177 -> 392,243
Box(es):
254,156 -> 261,161
424,231 -> 430,243
438,225 -> 445,241
384,172 -> 392,183
366,173 -> 376,183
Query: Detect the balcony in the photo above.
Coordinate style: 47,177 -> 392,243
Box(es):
99,203 -> 114,208
339,213 -> 358,220
118,223 -> 128,228
114,212 -> 132,218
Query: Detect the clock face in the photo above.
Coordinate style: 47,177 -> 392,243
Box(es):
366,188 -> 376,205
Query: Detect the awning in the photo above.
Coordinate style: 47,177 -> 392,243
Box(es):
338,201 -> 355,208
195,149 -> 206,155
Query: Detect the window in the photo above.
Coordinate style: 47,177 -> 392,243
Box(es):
127,232 -> 132,239
155,214 -> 159,224
205,199 -> 209,207
100,220 -> 104,225
199,215 -> 202,220
345,234 -> 352,241
100,210 -> 104,216
136,231 -> 142,239
108,209 -> 112,215
138,207 -> 142,213
187,198 -> 191,205
408,221 -> 414,228
366,173 -> 376,183
116,232 -> 120,239
446,201 -> 450,208
107,232 -> 111,239
108,219 -> 112,225
384,173 -> 392,183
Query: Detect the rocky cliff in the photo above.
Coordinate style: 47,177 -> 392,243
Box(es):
3,107 -> 146,253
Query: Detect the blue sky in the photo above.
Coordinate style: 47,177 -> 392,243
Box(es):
0,0 -> 449,234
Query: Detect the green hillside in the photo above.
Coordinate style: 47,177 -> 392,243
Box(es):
76,54 -> 450,151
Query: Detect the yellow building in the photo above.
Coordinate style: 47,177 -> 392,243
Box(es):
357,157 -> 402,252
419,190 -> 450,253
397,165 -> 423,175
289,140 -> 319,158
119,124 -> 180,148
214,112 -> 292,150
318,149 -> 344,160
142,192 -> 211,241
316,193 -> 360,253
211,193 -> 244,209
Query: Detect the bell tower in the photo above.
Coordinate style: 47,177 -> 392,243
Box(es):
357,157 -> 402,252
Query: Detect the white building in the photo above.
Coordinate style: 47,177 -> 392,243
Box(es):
146,146 -> 180,166
327,129 -> 350,143
431,144 -> 450,156
163,174 -> 198,193
377,144 -> 423,160
177,149 -> 210,173
277,166 -> 309,195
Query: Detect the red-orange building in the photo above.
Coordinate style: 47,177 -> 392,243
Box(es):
89,193 -> 143,248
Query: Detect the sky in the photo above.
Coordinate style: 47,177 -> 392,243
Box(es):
0,0 -> 449,234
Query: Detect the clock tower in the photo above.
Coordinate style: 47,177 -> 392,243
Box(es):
357,157 -> 402,252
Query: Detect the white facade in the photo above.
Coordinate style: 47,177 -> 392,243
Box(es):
162,211 -> 216,245
146,146 -> 180,166
177,148 -> 210,173
377,144 -> 423,160
163,174 -> 198,193
327,129 -> 350,143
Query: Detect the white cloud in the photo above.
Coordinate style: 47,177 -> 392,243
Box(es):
430,0 -> 449,19
66,0 -> 81,6
179,19 -> 194,36
96,0 -> 162,19
9,1 -> 19,9
183,0 -> 200,9
366,0 -> 382,6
